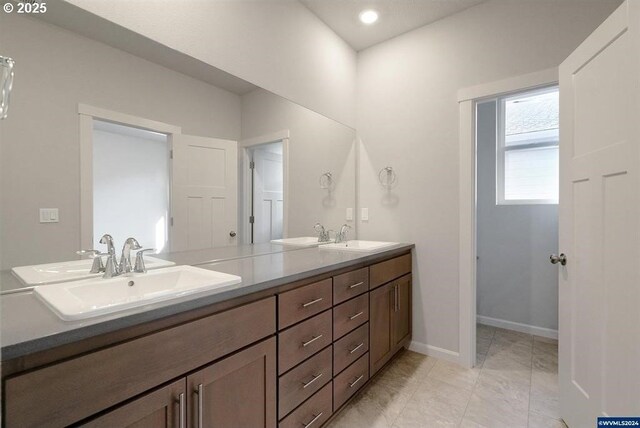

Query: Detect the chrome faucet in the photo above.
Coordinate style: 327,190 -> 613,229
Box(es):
335,224 -> 351,244
97,235 -> 147,278
119,237 -> 142,274
314,223 -> 333,242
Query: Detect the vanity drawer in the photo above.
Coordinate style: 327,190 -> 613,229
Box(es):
278,381 -> 332,428
278,310 -> 332,374
333,352 -> 369,411
333,293 -> 369,339
4,297 -> 276,428
279,278 -> 333,329
278,346 -> 332,418
333,323 -> 369,375
370,253 -> 411,289
333,267 -> 369,304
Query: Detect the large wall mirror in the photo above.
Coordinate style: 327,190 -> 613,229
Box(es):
0,9 -> 356,272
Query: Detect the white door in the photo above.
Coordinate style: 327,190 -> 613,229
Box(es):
559,1 -> 640,425
171,134 -> 238,251
252,147 -> 283,243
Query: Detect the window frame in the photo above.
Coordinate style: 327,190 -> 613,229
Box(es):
496,86 -> 559,205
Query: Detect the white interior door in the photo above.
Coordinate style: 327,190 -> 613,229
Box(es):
171,134 -> 238,251
559,1 -> 640,425
252,147 -> 283,243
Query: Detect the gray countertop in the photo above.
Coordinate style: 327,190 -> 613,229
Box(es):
1,243 -> 413,361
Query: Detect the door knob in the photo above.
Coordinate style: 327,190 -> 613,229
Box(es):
229,231 -> 236,237
550,253 -> 567,266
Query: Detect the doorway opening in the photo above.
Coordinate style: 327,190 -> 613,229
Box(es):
246,141 -> 284,244
475,86 -> 559,363
92,119 -> 170,252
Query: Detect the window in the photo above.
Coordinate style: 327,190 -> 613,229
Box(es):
497,87 -> 559,204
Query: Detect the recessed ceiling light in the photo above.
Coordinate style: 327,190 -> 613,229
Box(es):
359,9 -> 379,25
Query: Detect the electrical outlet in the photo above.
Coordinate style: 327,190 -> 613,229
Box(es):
361,208 -> 369,221
39,208 -> 59,223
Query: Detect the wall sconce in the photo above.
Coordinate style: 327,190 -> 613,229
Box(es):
319,172 -> 333,190
378,166 -> 397,189
1,56 -> 16,120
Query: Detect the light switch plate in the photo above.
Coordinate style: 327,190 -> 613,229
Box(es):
346,207 -> 353,221
40,208 -> 59,223
361,208 -> 369,221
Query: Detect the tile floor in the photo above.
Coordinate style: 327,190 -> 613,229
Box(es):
328,324 -> 564,428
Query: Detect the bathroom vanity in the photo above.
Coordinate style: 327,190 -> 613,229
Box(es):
1,244 -> 413,428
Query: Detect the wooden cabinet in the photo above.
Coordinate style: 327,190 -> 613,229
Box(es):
81,379 -> 186,428
187,337 -> 277,428
3,250 -> 412,428
369,273 -> 412,375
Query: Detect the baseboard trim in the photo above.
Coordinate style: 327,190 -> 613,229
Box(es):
409,341 -> 461,364
477,315 -> 558,339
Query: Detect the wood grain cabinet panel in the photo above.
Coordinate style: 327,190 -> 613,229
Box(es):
278,279 -> 332,329
333,293 -> 368,340
4,297 -> 276,428
278,310 -> 332,375
187,337 -> 277,428
333,323 -> 369,376
80,379 -> 186,428
278,382 -> 332,428
369,274 -> 412,376
333,352 -> 369,411
333,268 -> 369,304
370,254 -> 411,290
278,346 -> 332,419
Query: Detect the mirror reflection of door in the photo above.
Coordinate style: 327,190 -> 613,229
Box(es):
250,142 -> 284,243
92,120 -> 170,252
171,134 -> 238,252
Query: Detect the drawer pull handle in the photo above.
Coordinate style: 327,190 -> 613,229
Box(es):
178,392 -> 185,428
195,383 -> 204,428
302,412 -> 324,428
348,342 -> 364,354
302,334 -> 323,347
349,281 -> 364,289
349,374 -> 364,388
302,297 -> 323,308
302,372 -> 323,389
349,311 -> 364,320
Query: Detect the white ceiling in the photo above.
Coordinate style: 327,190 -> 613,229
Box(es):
300,0 -> 487,51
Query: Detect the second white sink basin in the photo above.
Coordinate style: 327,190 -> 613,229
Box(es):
271,237 -> 328,247
320,240 -> 398,252
34,265 -> 242,321
12,256 -> 175,286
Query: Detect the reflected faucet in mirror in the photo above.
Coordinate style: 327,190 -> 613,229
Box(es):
314,223 -> 333,243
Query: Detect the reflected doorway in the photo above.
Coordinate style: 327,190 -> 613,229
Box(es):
247,141 -> 284,243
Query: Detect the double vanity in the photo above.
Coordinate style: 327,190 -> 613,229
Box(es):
1,241 -> 413,428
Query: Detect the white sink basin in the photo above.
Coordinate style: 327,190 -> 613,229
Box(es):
320,240 -> 398,252
12,256 -> 176,286
271,237 -> 328,247
34,265 -> 242,321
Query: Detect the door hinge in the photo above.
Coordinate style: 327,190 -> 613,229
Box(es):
249,161 -> 255,169
170,217 -> 174,226
170,150 -> 174,159
249,215 -> 255,224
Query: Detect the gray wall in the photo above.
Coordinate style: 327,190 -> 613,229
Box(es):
476,101 -> 559,331
356,0 -> 619,353
0,14 -> 241,269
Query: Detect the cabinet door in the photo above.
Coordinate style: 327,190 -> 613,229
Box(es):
392,274 -> 412,348
187,337 -> 276,428
81,379 -> 186,428
369,282 -> 393,375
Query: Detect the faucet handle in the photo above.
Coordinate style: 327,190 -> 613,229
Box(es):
134,249 -> 156,273
77,250 -> 107,273
76,249 -> 100,258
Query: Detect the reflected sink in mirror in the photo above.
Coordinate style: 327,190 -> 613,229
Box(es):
34,265 -> 242,321
270,237 -> 329,247
320,240 -> 398,252
11,256 -> 176,286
